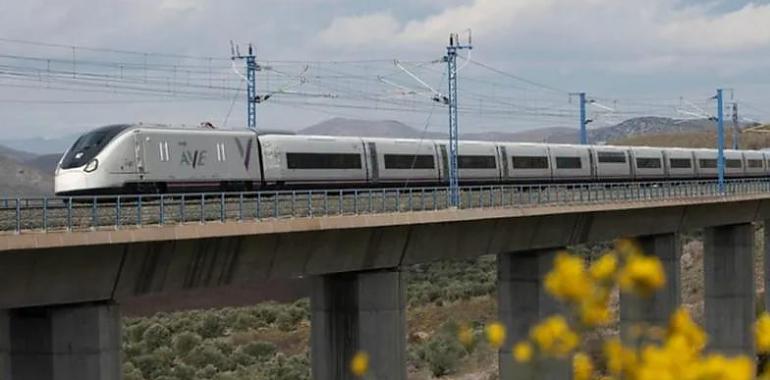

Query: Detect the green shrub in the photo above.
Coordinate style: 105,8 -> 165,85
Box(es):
172,331 -> 202,356
233,312 -> 259,331
142,323 -> 171,352
237,341 -> 277,362
184,342 -> 228,370
259,353 -> 310,380
197,313 -> 226,339
122,362 -> 145,380
417,332 -> 467,377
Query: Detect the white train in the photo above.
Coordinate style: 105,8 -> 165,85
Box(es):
54,123 -> 770,195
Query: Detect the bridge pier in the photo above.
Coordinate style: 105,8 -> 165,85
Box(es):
0,301 -> 121,380
704,223 -> 755,356
620,233 -> 681,343
310,268 -> 406,380
765,221 -> 770,314
497,250 -> 570,380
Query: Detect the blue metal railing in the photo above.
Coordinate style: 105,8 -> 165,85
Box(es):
2,179 -> 770,234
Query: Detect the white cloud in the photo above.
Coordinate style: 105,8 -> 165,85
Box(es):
658,3 -> 770,52
319,12 -> 402,47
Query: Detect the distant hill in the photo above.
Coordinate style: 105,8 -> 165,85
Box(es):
298,117 -> 746,145
300,118 -> 445,139
24,154 -> 61,175
463,127 -> 578,143
0,153 -> 53,196
612,130 -> 770,150
300,117 -> 580,143
0,134 -> 79,155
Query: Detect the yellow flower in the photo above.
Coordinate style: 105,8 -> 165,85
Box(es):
590,253 -> 618,282
756,312 -> 770,354
573,352 -> 594,380
618,253 -> 665,296
350,351 -> 369,377
615,238 -> 643,257
513,341 -> 533,363
668,308 -> 707,353
694,355 -> 753,380
485,322 -> 506,349
530,315 -> 579,357
545,252 -> 593,303
604,339 -> 637,377
457,323 -> 475,349
579,298 -> 613,327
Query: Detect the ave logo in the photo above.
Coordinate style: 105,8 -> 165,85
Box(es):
180,150 -> 207,168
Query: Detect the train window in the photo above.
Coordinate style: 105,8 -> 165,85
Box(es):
555,157 -> 581,169
511,156 -> 548,169
458,155 -> 497,169
384,154 -> 435,169
60,124 -> 130,169
597,151 -> 626,164
748,159 -> 764,168
286,152 -> 362,169
669,158 -> 692,168
636,157 -> 662,169
699,159 -> 717,168
726,159 -> 742,168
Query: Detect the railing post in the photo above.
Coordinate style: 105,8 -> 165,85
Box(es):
15,198 -> 20,233
43,197 -> 48,232
323,191 -> 328,216
137,196 -> 143,226
369,189 -> 373,213
256,192 -> 262,220
407,189 -> 412,211
160,195 -> 165,225
308,191 -> 313,218
67,197 -> 73,230
200,193 -> 205,223
291,191 -> 296,217
354,189 -> 359,214
220,192 -> 226,222
396,188 -> 401,211
339,190 -> 344,215
274,192 -> 279,218
116,196 -> 121,228
91,196 -> 98,228
180,194 -> 186,223
239,193 -> 244,221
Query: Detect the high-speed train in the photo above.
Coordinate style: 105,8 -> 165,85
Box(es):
54,123 -> 769,196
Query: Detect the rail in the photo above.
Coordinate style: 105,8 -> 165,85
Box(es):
1,179 -> 769,234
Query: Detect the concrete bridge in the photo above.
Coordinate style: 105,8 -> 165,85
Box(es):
1,180 -> 769,379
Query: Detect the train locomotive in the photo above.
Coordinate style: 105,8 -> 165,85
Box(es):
54,123 -> 769,196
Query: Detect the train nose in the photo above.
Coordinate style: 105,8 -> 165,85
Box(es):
54,168 -> 89,195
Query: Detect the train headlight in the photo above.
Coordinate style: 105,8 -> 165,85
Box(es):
84,159 -> 99,173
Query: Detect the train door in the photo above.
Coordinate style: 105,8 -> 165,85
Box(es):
588,149 -> 596,179
133,131 -> 147,176
366,142 -> 379,183
497,145 -> 508,181
627,149 -> 636,179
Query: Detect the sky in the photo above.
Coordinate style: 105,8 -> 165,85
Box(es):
0,0 -> 769,139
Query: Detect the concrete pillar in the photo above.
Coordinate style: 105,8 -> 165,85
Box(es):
704,223 -> 755,356
498,250 -> 569,380
620,233 -> 681,343
6,302 -> 122,380
764,221 -> 770,314
311,269 -> 406,380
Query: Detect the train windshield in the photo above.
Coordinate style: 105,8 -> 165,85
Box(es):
60,124 -> 130,169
